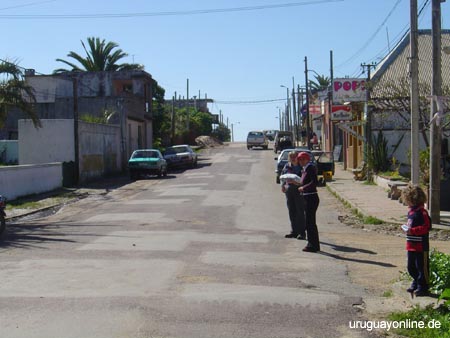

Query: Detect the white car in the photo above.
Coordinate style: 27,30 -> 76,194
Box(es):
163,145 -> 198,168
246,131 -> 268,150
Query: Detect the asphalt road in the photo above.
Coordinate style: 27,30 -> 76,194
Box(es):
0,143 -> 380,338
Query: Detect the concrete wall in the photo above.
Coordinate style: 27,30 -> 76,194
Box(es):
18,119 -> 122,183
0,163 -> 62,200
78,121 -> 121,182
19,119 -> 74,165
0,140 -> 18,164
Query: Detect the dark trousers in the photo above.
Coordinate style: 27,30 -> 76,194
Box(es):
304,193 -> 320,250
407,251 -> 429,291
285,185 -> 306,236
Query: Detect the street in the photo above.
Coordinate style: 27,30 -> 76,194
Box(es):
0,143 -> 378,338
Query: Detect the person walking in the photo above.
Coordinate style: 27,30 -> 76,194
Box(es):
401,184 -> 431,297
280,151 -> 306,240
297,152 -> 320,252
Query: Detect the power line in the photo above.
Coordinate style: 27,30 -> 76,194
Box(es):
0,0 -> 57,12
0,0 -> 344,19
336,0 -> 403,69
214,98 -> 286,105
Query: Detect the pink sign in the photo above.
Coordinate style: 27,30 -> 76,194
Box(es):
333,78 -> 366,102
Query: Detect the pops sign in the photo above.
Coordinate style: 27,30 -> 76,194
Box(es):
333,78 -> 366,102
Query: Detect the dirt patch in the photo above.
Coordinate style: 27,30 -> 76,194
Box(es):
328,199 -> 450,325
195,135 -> 223,148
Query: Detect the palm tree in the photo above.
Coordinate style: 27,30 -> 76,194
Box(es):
0,60 -> 39,128
309,74 -> 331,92
54,37 -> 144,73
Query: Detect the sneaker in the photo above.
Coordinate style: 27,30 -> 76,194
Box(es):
406,285 -> 417,293
285,233 -> 298,238
297,234 -> 306,240
302,246 -> 319,253
414,289 -> 429,297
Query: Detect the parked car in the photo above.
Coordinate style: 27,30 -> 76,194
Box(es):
163,144 -> 198,168
128,149 -> 167,179
246,131 -> 268,150
273,131 -> 293,153
312,150 -> 335,183
264,129 -> 278,141
274,147 -> 311,184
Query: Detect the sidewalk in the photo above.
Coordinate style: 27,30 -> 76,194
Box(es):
328,163 -> 450,228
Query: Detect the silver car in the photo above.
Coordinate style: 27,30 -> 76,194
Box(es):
163,145 -> 198,168
247,131 -> 268,150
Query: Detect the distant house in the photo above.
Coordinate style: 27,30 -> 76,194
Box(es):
1,70 -> 155,161
370,29 -> 450,172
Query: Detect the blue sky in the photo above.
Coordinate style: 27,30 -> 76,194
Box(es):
2,0 -> 448,141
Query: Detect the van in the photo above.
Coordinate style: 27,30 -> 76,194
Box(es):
246,131 -> 268,150
273,131 -> 293,153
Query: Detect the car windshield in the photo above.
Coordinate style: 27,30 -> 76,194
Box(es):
317,152 -> 334,163
249,132 -> 263,137
280,150 -> 314,162
166,146 -> 188,154
132,151 -> 158,159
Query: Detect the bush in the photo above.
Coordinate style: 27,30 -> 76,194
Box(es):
367,130 -> 390,173
429,249 -> 450,295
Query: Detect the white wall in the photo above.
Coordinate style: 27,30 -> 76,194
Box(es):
0,163 -> 62,200
19,119 -> 74,165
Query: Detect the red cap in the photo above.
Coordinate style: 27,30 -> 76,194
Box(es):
297,152 -> 310,161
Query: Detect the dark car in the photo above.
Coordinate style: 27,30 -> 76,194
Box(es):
163,145 -> 198,168
128,149 -> 168,179
312,150 -> 335,182
274,147 -> 311,184
273,131 -> 294,153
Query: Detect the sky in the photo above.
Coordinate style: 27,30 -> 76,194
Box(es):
1,0 -> 448,141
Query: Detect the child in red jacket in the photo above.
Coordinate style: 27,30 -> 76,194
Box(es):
401,184 -> 431,297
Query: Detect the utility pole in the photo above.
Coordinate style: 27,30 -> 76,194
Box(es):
171,96 -> 175,145
292,77 -> 297,144
429,0 -> 443,223
410,0 -> 420,185
186,78 -> 190,133
329,50 -> 334,152
72,76 -> 79,185
361,62 -> 377,176
304,56 -> 311,149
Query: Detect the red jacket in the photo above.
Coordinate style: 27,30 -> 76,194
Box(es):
405,205 -> 431,252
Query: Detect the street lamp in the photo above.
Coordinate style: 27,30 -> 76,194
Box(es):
231,122 -> 240,142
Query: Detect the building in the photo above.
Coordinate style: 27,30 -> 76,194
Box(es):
370,29 -> 450,173
1,70 -> 155,161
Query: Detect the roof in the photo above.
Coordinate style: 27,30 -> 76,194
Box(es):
371,29 -> 450,99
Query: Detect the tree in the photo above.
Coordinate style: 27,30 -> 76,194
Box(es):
309,74 -> 331,92
54,37 -> 144,73
0,60 -> 39,128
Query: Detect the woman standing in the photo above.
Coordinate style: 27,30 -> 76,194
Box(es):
281,151 -> 306,240
297,152 -> 320,252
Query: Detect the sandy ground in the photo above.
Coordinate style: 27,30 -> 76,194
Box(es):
328,198 -> 450,322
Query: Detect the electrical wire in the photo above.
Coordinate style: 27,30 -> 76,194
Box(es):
335,0 -> 403,69
214,98 -> 286,105
0,0 -> 344,19
0,0 -> 57,12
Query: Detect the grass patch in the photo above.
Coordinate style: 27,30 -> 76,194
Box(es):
382,290 -> 393,298
388,305 -> 450,338
363,216 -> 383,225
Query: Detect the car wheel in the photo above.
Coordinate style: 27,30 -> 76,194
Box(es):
163,166 -> 168,177
276,176 -> 280,184
0,216 -> 6,239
